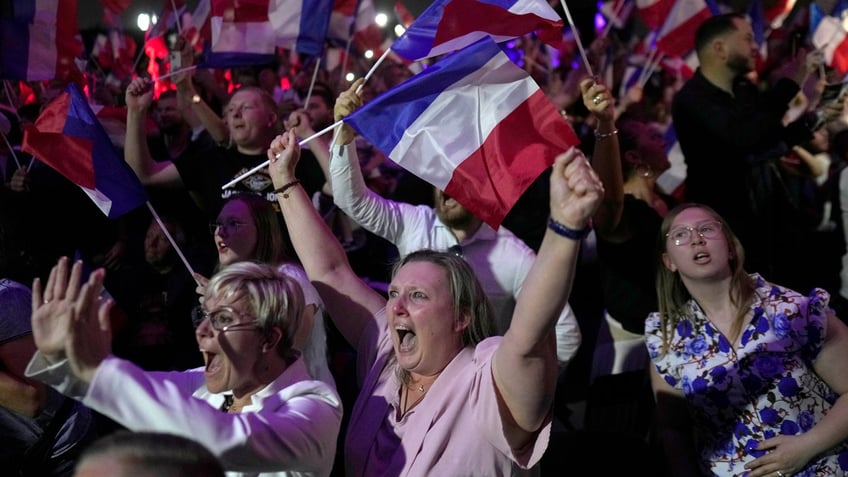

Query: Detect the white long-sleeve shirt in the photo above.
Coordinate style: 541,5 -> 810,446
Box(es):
26,354 -> 342,477
329,144 -> 581,366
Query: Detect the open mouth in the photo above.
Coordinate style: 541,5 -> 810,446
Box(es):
396,326 -> 417,352
204,351 -> 222,374
693,251 -> 710,262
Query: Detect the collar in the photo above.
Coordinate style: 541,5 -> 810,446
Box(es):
433,215 -> 497,246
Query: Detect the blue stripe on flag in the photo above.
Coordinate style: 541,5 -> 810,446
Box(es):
11,0 -> 36,22
390,0 -> 447,60
296,0 -> 333,56
346,37 -> 504,154
0,17 -> 30,79
200,51 -> 277,69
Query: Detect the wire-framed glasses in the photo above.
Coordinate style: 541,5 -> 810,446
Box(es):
209,220 -> 247,236
191,306 -> 260,332
666,221 -> 723,246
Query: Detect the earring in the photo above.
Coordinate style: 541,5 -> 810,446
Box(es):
640,167 -> 653,178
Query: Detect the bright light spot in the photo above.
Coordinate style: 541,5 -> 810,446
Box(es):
394,24 -> 406,37
137,13 -> 150,31
595,12 -> 606,31
375,13 -> 388,27
151,14 -> 158,25
364,50 -> 374,59
345,72 -> 355,82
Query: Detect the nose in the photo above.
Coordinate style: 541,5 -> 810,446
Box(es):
195,318 -> 215,340
391,295 -> 407,316
691,232 -> 706,245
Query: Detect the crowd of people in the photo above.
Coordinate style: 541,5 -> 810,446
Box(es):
2,4 -> 848,476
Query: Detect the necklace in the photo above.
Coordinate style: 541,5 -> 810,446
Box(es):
414,383 -> 424,392
220,394 -> 234,413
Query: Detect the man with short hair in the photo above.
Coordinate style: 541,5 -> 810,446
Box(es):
672,12 -> 844,284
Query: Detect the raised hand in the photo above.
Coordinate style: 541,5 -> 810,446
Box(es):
193,273 -> 209,306
31,257 -> 84,363
66,269 -> 113,383
268,129 -> 302,187
9,166 -> 30,192
549,147 -> 604,232
284,109 -> 315,139
126,78 -> 154,111
579,78 -> 615,123
333,79 -> 364,146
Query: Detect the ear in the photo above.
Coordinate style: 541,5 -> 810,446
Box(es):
454,312 -> 471,334
661,252 -> 677,273
261,327 -> 283,353
267,111 -> 278,128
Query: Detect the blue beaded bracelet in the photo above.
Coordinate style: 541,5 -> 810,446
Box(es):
548,218 -> 591,240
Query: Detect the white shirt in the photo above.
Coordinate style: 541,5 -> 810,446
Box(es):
26,354 -> 342,477
329,144 -> 581,365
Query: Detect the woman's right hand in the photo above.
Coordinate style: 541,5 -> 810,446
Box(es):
125,78 -> 153,112
31,257 -> 84,363
579,78 -> 615,123
10,166 -> 29,192
193,273 -> 209,306
333,79 -> 364,146
268,129 -> 302,188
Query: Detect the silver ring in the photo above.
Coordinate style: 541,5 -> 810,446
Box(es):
274,153 -> 282,160
776,471 -> 785,477
592,94 -> 602,105
43,299 -> 50,304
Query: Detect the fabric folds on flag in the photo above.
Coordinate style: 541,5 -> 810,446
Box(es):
655,0 -> 713,58
390,0 -> 563,62
202,0 -> 332,67
0,0 -> 80,81
345,38 -> 579,229
21,84 -> 147,219
812,14 -> 848,77
635,0 -> 673,30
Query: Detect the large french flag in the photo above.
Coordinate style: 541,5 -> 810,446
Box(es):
21,84 -> 147,219
390,0 -> 563,62
0,0 -> 78,81
655,0 -> 713,58
202,0 -> 332,67
345,38 -> 579,229
635,0 -> 673,30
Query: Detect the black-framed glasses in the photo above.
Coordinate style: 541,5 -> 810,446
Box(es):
209,220 -> 247,236
191,306 -> 260,332
666,221 -> 723,246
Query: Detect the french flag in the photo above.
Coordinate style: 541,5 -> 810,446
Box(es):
657,124 -> 686,199
655,0 -> 713,58
812,14 -> 848,77
202,0 -> 332,67
390,0 -> 563,62
21,84 -> 147,219
345,38 -> 579,229
635,0 -> 673,30
0,0 -> 79,81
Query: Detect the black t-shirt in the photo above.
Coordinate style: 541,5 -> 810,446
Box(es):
173,144 -> 278,219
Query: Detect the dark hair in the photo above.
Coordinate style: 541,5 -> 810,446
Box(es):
694,13 -> 745,56
224,193 -> 293,266
76,431 -> 225,477
307,81 -> 336,111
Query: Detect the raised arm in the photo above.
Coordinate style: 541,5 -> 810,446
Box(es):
580,78 -> 623,239
124,78 -> 183,187
492,147 -> 603,447
173,38 -> 229,144
267,130 -> 386,350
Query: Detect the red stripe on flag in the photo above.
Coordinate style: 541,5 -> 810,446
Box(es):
212,0 -> 269,22
656,8 -> 711,58
832,38 -> 848,76
434,0 -> 563,49
443,89 -> 579,229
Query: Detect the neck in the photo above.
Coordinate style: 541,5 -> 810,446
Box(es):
164,126 -> 190,157
680,273 -> 736,317
450,218 -> 483,243
232,354 -> 288,403
700,64 -> 736,94
623,176 -> 656,201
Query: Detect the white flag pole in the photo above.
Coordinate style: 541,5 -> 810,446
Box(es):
560,0 -> 594,77
146,201 -> 200,285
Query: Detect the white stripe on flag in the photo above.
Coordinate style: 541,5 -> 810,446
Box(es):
389,53 -> 537,190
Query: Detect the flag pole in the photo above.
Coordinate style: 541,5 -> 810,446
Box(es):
2,81 -> 21,121
303,57 -> 322,107
221,119 -> 344,189
560,0 -> 594,77
602,0 -> 625,37
155,65 -> 198,82
145,201 -> 200,285
0,132 -> 21,169
170,0 -> 183,34
357,48 -> 392,93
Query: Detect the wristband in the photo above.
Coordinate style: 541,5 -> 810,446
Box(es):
594,129 -> 618,140
274,180 -> 301,198
548,217 -> 591,240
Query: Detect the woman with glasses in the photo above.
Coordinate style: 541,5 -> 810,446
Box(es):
25,258 -> 342,477
203,193 -> 333,386
267,129 -> 603,475
646,203 -> 848,477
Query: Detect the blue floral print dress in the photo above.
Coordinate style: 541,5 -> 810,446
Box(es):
645,274 -> 848,476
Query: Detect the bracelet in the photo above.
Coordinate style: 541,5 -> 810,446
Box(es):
274,180 -> 301,198
548,217 -> 591,240
594,129 -> 618,139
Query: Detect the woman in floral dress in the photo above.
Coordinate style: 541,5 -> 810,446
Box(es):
646,203 -> 848,477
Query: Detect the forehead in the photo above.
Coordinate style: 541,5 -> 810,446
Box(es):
671,207 -> 716,227
392,261 -> 449,290
228,90 -> 263,107
205,290 -> 248,312
218,200 -> 252,220
729,18 -> 752,37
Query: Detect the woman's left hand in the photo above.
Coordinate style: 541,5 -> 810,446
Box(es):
66,269 -> 113,383
549,147 -> 604,231
268,129 -> 301,188
744,435 -> 815,477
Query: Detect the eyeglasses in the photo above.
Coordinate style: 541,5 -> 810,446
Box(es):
191,306 -> 260,332
209,220 -> 247,236
666,221 -> 723,246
